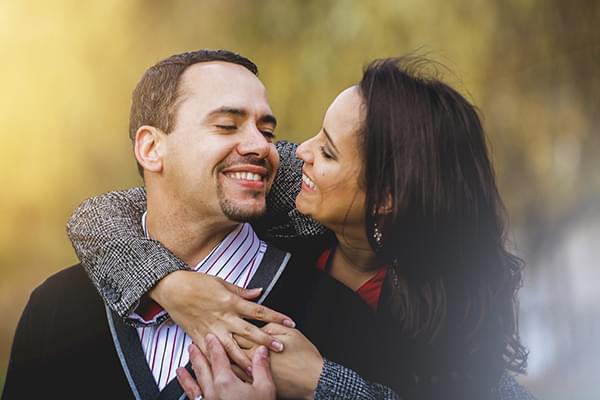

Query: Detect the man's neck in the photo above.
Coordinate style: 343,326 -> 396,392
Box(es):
145,198 -> 239,267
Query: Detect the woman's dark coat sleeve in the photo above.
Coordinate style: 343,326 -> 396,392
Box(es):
315,360 -> 536,400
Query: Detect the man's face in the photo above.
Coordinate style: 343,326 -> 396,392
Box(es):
161,61 -> 279,223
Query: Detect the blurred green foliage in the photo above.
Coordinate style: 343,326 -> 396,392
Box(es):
1,0 -> 598,397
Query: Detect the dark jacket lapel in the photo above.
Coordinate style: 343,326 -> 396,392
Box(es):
106,306 -> 162,400
246,243 -> 292,305
104,243 -> 291,400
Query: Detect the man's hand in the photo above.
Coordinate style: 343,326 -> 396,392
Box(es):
150,271 -> 296,372
176,334 -> 275,400
235,323 -> 323,399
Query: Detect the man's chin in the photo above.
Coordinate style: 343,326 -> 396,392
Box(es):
219,199 -> 267,223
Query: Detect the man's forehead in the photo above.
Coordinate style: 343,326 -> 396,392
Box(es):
178,61 -> 269,111
180,61 -> 261,91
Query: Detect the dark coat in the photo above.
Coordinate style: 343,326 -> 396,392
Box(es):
2,240 -> 390,400
3,232 -> 508,400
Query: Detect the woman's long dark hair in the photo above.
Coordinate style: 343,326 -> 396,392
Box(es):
359,56 -> 527,373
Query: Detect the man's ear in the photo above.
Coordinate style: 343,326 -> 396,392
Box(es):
134,125 -> 165,173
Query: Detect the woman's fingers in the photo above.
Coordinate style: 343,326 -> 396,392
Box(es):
261,321 -> 293,336
231,334 -> 257,361
220,278 -> 295,329
216,332 -> 253,373
232,319 -> 284,353
221,280 -> 263,300
232,333 -> 255,350
236,298 -> 295,328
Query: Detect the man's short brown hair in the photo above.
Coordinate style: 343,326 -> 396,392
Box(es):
129,49 -> 258,175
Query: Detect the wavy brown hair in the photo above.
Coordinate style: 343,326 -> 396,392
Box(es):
359,56 -> 527,373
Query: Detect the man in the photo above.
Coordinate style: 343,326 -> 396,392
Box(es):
2,49 -> 293,400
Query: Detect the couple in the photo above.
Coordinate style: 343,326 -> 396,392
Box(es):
4,49 -> 534,399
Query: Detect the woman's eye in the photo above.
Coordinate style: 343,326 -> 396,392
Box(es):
320,146 -> 334,160
216,125 -> 237,130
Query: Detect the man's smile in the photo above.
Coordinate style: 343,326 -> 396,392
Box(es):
221,164 -> 270,189
226,172 -> 263,181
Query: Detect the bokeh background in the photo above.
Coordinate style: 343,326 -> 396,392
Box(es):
1,0 -> 598,398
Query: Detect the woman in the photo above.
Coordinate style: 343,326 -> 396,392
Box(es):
68,57 -> 532,399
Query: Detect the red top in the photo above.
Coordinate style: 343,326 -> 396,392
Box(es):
315,248 -> 387,311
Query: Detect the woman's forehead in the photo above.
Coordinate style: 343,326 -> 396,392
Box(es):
324,86 -> 364,142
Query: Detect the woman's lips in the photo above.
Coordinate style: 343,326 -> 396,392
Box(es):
301,172 -> 316,191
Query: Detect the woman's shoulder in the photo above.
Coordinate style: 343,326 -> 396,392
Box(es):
266,232 -> 335,257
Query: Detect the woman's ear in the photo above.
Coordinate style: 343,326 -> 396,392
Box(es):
134,125 -> 165,174
377,193 -> 393,215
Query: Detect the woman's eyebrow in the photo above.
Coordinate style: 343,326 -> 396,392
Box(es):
323,128 -> 339,152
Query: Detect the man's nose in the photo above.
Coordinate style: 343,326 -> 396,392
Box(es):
237,126 -> 271,158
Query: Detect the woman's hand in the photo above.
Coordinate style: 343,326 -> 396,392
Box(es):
177,334 -> 276,400
236,323 -> 324,400
149,270 -> 296,372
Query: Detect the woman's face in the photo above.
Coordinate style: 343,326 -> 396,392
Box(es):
295,86 -> 366,232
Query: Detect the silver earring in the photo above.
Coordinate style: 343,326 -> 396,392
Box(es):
373,223 -> 383,247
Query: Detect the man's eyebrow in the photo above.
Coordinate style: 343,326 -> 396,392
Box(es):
322,128 -> 339,152
206,107 -> 277,127
206,107 -> 247,119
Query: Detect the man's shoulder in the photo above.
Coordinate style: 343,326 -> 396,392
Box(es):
28,263 -> 103,320
6,265 -> 127,398
32,263 -> 91,296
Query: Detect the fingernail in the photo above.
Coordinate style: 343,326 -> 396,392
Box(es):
271,340 -> 283,352
188,343 -> 194,353
257,346 -> 269,359
283,318 -> 296,328
246,366 -> 253,376
206,333 -> 216,344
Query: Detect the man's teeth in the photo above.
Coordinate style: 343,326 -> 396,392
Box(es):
227,172 -> 263,181
302,174 -> 316,190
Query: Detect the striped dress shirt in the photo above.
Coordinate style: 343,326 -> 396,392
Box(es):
132,213 -> 267,390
